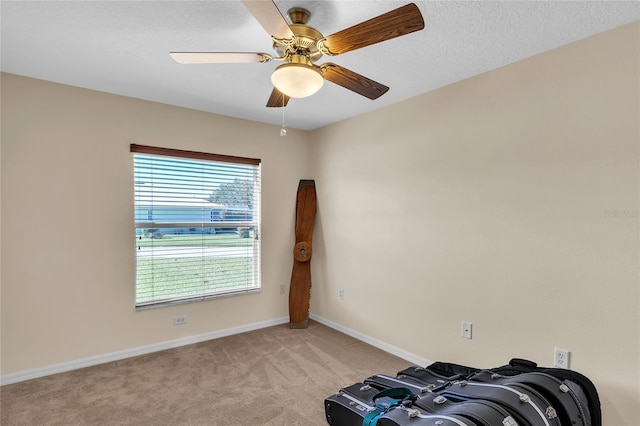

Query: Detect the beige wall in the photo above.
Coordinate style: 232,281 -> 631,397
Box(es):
2,21 -> 639,425
1,73 -> 310,373
309,22 -> 639,425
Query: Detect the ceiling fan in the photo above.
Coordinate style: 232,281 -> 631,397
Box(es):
170,1 -> 425,107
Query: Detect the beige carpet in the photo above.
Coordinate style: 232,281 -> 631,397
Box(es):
1,320 -> 412,425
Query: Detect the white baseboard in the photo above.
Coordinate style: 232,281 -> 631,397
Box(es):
0,316 -> 289,386
309,313 -> 432,367
2,315 -> 429,386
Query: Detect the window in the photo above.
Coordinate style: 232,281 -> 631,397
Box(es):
131,144 -> 261,309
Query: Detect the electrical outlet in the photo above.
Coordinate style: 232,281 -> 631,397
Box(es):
338,289 -> 344,300
461,321 -> 472,339
173,315 -> 187,325
280,284 -> 286,295
554,347 -> 570,369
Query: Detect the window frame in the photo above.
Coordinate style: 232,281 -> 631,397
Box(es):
131,144 -> 262,309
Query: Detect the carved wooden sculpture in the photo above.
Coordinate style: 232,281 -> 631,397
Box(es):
289,180 -> 317,329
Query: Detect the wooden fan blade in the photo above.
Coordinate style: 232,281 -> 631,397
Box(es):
266,87 -> 290,107
318,3 -> 424,56
289,180 -> 316,329
170,52 -> 271,64
321,63 -> 389,100
241,0 -> 294,41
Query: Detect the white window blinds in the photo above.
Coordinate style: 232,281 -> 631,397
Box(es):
131,144 -> 261,308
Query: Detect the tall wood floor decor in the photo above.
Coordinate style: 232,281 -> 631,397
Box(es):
289,180 -> 317,329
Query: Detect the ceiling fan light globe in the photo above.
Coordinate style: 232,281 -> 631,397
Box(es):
271,63 -> 324,98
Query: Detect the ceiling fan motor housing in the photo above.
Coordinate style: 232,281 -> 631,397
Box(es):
273,8 -> 324,61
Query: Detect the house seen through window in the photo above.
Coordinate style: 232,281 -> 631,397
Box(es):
131,144 -> 261,308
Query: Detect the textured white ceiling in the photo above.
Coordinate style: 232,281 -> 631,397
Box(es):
1,1 -> 639,130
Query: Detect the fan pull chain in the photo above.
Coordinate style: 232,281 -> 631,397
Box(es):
280,95 -> 287,136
